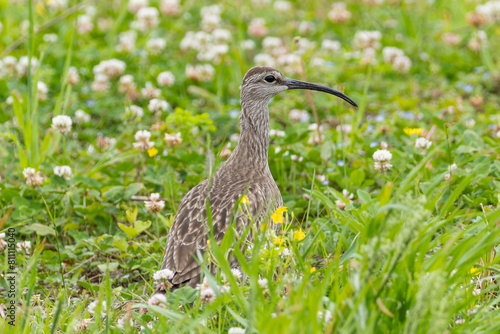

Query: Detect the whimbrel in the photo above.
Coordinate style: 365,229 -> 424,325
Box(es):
157,66 -> 357,290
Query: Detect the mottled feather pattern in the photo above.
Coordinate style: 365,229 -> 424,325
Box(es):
158,67 -> 286,291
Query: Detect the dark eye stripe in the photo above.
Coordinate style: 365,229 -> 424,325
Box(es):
264,75 -> 276,83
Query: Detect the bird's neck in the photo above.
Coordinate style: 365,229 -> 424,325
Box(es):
226,99 -> 270,170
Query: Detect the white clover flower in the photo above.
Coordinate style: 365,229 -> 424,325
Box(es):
54,166 -> 72,180
392,55 -> 412,73
147,294 -> 167,306
160,0 -> 181,15
164,132 -> 182,146
136,7 -> 159,31
212,28 -> 231,42
415,137 -> 432,150
148,99 -> 169,113
308,132 -> 324,145
382,46 -> 404,64
335,199 -> 347,210
141,82 -> 161,99
0,233 -> 7,249
157,71 -> 175,86
116,30 -> 137,53
186,64 -> 215,82
94,59 -> 126,78
37,81 -> 48,101
67,66 -> 80,85
270,129 -> 285,137
200,287 -> 216,303
231,268 -> 242,279
152,268 -> 174,281
258,277 -> 268,288
43,33 -> 58,43
248,18 -> 268,38
240,39 -> 256,50
126,105 -> 144,118
328,2 -> 351,23
23,168 -> 44,187
145,193 -> 165,213
117,317 -> 134,330
254,53 -> 275,67
228,328 -> 246,334
16,241 -> 31,253
147,38 -> 166,55
88,300 -> 106,316
291,154 -> 303,162
373,149 -> 392,171
128,0 -> 149,13
51,115 -> 72,134
134,130 -> 154,151
75,109 -> 91,123
321,39 -> 341,53
299,21 -> 315,34
77,15 -> 93,34
274,0 -> 291,12
353,30 -> 382,50
16,56 -> 38,76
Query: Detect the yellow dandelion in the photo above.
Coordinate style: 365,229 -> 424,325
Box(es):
294,228 -> 305,241
241,195 -> 249,205
403,127 -> 423,136
270,206 -> 288,224
310,267 -> 316,273
274,236 -> 284,246
147,147 -> 159,157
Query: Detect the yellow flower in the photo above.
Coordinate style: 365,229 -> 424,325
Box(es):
36,3 -> 46,15
470,267 -> 481,276
274,236 -> 284,246
270,206 -> 288,224
294,228 -> 305,241
403,127 -> 423,136
310,267 -> 316,273
241,195 -> 249,205
260,223 -> 268,231
147,147 -> 158,157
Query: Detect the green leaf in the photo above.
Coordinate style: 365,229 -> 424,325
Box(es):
97,262 -> 119,273
357,189 -> 371,204
102,186 -> 124,202
350,169 -> 365,187
24,223 -> 56,236
124,183 -> 143,199
134,220 -> 151,233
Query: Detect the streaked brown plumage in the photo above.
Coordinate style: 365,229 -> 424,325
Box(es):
157,66 -> 357,291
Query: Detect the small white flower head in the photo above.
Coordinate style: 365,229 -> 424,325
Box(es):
141,82 -> 161,99
147,293 -> 167,307
228,328 -> 246,334
67,66 -> 80,85
134,130 -> 154,151
160,0 -> 181,16
157,71 -> 175,86
74,109 -> 91,123
16,241 -> 31,253
291,154 -> 303,162
335,199 -> 346,210
134,130 -> 151,142
240,39 -> 256,50
321,39 -> 341,53
328,2 -> 351,23
54,166 -> 72,180
145,193 -> 165,213
148,98 -> 169,113
23,168 -> 44,187
415,137 -> 432,150
77,15 -> 94,34
318,310 -> 333,323
135,7 -> 159,31
465,119 -> 475,128
380,141 -> 388,150
248,18 -> 268,37
117,30 -> 137,53
392,55 -> 412,73
231,268 -> 242,279
16,56 -> 38,76
0,233 -> 7,249
308,132 -> 325,145
254,53 -> 275,67
117,317 -> 135,330
270,129 -> 285,137
185,64 -> 215,82
165,132 -> 182,146
382,46 -> 404,64
289,109 -> 310,123
37,81 -> 48,101
373,149 -> 392,171
200,287 -> 216,303
125,105 -> 144,118
342,189 -> 354,200
43,33 -> 58,43
353,30 -> 382,50
152,268 -> 173,290
88,300 -> 106,317
94,59 -> 126,78
147,38 -> 167,55
258,277 -> 268,288
128,0 -> 149,13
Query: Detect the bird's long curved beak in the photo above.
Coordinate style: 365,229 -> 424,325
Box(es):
284,78 -> 358,107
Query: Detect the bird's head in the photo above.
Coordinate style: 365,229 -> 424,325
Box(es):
241,66 -> 358,107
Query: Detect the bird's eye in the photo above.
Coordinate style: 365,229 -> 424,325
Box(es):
264,75 -> 276,83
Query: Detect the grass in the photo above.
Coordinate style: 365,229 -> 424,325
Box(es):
1,0 -> 500,333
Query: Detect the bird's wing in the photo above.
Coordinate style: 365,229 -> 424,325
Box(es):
159,177 -> 281,287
